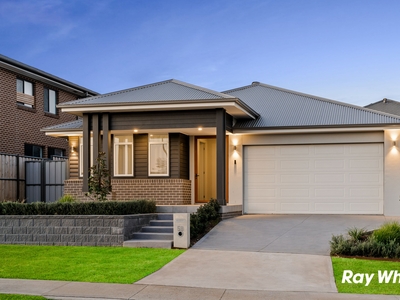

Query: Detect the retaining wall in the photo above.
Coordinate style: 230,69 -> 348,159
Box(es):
0,214 -> 157,246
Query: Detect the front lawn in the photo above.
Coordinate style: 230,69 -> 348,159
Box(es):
0,295 -> 46,300
0,245 -> 184,284
332,257 -> 400,295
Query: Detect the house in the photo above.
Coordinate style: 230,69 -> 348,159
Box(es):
43,80 -> 400,216
365,98 -> 400,116
0,54 -> 98,158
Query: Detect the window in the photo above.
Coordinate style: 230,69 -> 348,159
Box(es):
44,88 -> 57,114
79,137 -> 93,177
17,79 -> 33,95
17,79 -> 34,107
148,134 -> 169,176
114,135 -> 133,176
48,147 -> 65,158
25,144 -> 43,158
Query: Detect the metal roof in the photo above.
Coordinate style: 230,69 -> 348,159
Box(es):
223,82 -> 400,128
0,54 -> 98,97
365,98 -> 400,116
59,79 -> 235,107
41,119 -> 83,132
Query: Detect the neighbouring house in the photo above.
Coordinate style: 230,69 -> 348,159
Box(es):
365,98 -> 400,116
42,79 -> 400,216
0,54 -> 98,158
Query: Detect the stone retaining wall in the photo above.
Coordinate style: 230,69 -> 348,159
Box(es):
0,214 -> 157,246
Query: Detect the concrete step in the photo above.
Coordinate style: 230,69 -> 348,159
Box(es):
123,239 -> 172,249
141,226 -> 173,233
157,214 -> 173,220
150,220 -> 173,227
132,232 -> 173,240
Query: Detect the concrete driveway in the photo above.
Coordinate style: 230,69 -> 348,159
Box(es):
193,214 -> 398,255
138,214 -> 400,293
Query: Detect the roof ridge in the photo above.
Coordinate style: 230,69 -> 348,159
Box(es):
365,98 -> 398,107
224,82 -> 400,121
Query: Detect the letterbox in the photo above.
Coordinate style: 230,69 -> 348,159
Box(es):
173,213 -> 190,249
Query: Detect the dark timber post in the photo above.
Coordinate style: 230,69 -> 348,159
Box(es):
102,113 -> 111,173
92,114 -> 100,164
82,114 -> 90,192
216,108 -> 226,206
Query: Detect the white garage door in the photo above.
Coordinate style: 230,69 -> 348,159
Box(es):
244,144 -> 383,214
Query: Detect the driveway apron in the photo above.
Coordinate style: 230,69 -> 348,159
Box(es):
137,214 -> 400,293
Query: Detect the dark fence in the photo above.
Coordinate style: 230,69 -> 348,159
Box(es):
0,153 -> 67,202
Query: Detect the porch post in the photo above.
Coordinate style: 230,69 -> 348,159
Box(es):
92,114 -> 100,164
216,108 -> 226,205
82,114 -> 90,192
102,113 -> 111,171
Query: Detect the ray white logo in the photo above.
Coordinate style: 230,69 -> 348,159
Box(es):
342,270 -> 400,286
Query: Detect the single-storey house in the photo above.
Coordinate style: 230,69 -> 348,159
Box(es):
43,80 -> 400,216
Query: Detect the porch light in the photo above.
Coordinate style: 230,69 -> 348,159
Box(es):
198,127 -> 202,131
393,141 -> 397,147
70,146 -> 77,154
134,129 -> 138,133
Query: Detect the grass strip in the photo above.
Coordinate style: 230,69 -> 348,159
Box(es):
332,257 -> 400,295
0,295 -> 46,300
0,245 -> 184,284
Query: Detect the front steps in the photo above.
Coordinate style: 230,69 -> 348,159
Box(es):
123,214 -> 173,249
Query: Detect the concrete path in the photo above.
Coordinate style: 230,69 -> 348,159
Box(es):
1,278 -> 399,300
193,214 -> 400,255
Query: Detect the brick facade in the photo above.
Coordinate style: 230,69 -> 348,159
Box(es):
64,178 -> 192,205
0,66 -> 82,157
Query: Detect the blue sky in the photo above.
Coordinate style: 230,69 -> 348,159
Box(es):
1,0 -> 399,106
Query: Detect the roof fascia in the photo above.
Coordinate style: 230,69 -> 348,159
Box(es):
59,99 -> 259,119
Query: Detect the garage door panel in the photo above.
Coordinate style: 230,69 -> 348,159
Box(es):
244,143 -> 383,214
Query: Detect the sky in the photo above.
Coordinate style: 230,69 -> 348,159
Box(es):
1,0 -> 399,106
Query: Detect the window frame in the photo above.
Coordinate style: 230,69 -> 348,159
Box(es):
17,79 -> 34,96
148,134 -> 169,177
113,134 -> 134,177
24,143 -> 43,158
44,87 -> 58,115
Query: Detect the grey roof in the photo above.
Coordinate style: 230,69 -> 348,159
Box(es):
365,98 -> 400,116
59,79 -> 235,107
41,119 -> 83,132
223,82 -> 400,128
0,54 -> 98,97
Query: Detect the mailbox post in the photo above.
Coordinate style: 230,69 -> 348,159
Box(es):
173,213 -> 190,248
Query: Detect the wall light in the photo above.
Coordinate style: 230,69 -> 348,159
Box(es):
198,127 -> 203,131
134,129 -> 138,133
234,145 -> 237,151
393,141 -> 397,147
71,146 -> 76,153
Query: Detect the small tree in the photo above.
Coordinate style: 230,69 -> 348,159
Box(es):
86,152 -> 111,201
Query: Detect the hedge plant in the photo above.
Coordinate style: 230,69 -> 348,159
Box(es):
0,200 -> 156,215
190,199 -> 221,239
330,221 -> 400,259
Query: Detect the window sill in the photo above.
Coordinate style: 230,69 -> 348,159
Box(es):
44,112 -> 60,119
16,104 -> 36,113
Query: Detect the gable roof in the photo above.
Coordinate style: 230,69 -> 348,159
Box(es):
365,98 -> 400,116
0,54 -> 98,97
223,82 -> 400,129
58,79 -> 258,119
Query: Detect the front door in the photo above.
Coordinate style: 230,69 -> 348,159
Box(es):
195,137 -> 216,202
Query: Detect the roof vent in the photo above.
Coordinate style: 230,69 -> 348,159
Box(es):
383,98 -> 388,103
252,81 -> 260,85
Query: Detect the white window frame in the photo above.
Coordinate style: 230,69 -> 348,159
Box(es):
17,79 -> 33,96
113,135 -> 134,177
148,134 -> 169,177
44,88 -> 57,114
79,137 -> 93,177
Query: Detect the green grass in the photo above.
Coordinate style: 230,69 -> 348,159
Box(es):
0,295 -> 46,300
0,245 -> 184,284
332,257 -> 400,295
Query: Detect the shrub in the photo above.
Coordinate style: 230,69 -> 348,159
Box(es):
372,221 -> 400,244
0,199 -> 156,215
190,199 -> 221,239
330,222 -> 400,259
87,152 -> 111,201
57,194 -> 77,203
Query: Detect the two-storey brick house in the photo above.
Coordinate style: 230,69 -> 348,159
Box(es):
0,54 -> 98,158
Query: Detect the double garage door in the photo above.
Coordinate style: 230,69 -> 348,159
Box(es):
244,143 -> 383,214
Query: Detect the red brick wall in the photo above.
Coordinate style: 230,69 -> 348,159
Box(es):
64,179 -> 192,205
0,67 -> 78,157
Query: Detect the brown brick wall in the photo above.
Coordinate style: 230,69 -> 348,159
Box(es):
64,179 -> 192,205
0,67 -> 78,157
